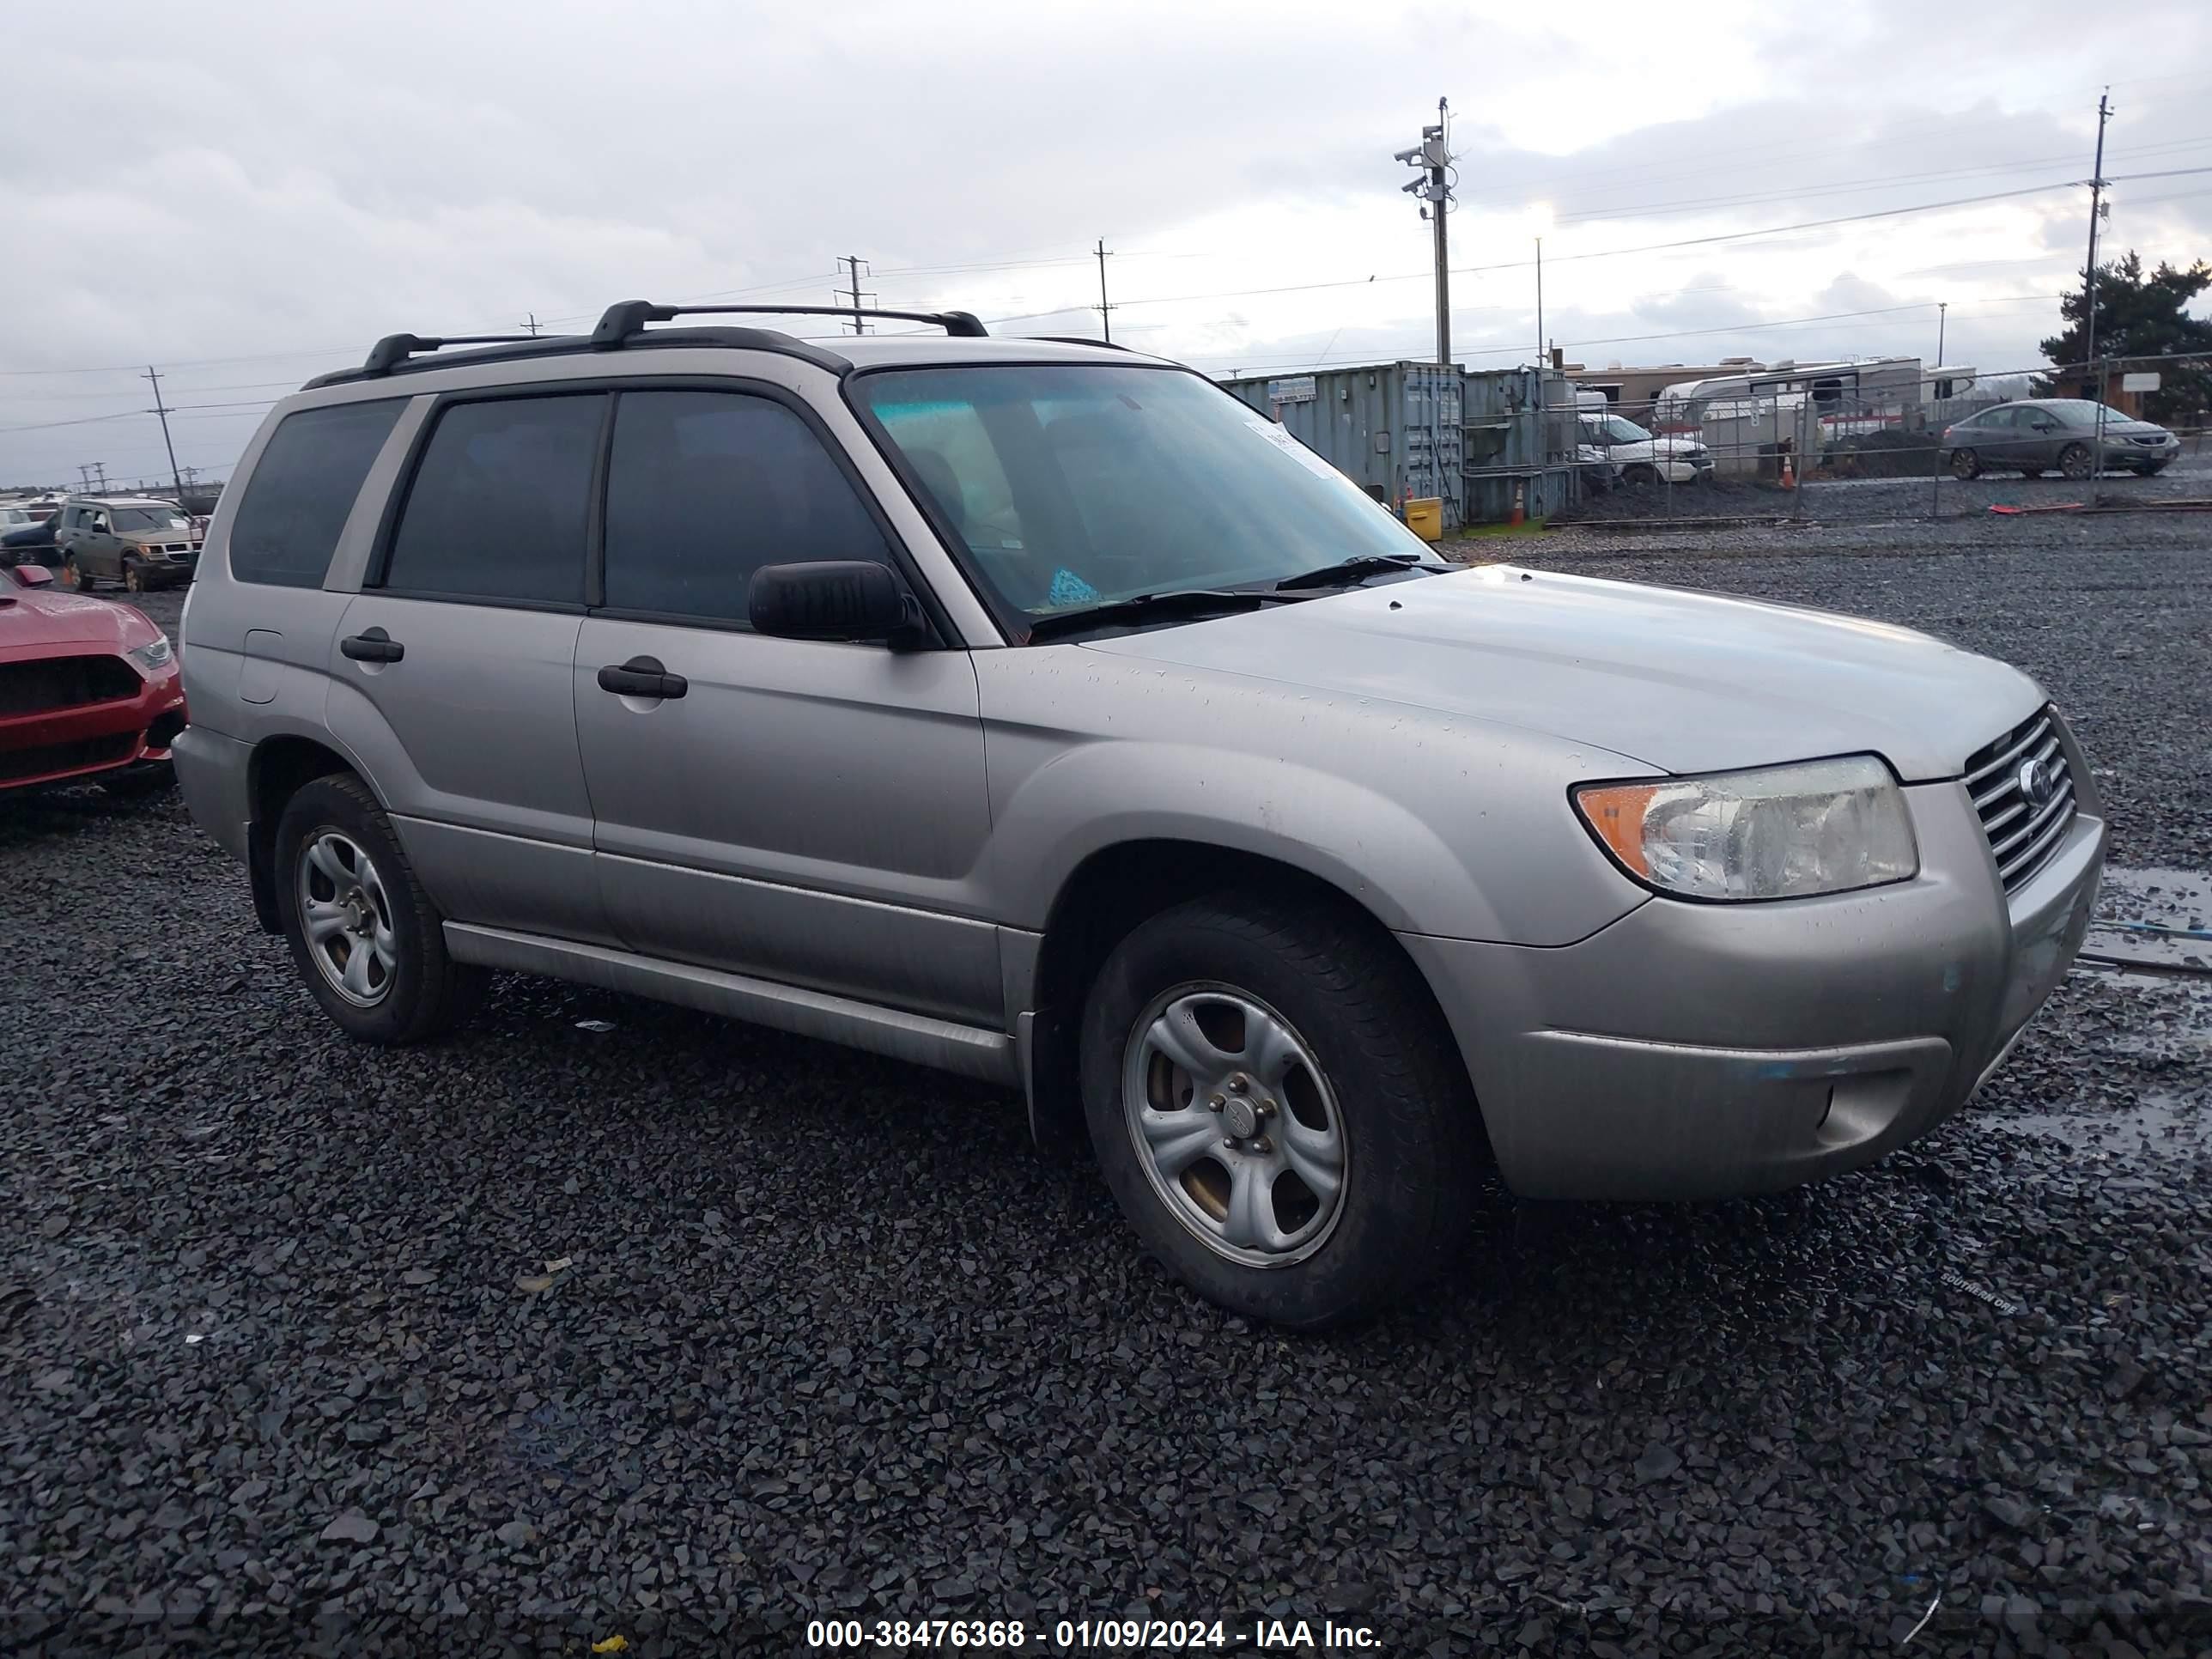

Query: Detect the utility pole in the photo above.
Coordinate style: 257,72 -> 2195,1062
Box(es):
520,312 -> 543,336
1395,99 -> 1455,368
2081,90 -> 2112,401
1936,301 -> 1947,367
1534,236 -> 1545,367
143,366 -> 186,506
837,255 -> 875,335
1093,238 -> 1115,343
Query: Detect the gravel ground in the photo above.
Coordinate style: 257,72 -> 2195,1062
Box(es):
3,555 -> 2209,1656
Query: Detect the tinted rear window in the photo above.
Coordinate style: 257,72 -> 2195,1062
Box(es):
228,400 -> 405,587
381,395 -> 602,605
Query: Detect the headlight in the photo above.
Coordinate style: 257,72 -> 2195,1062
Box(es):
127,635 -> 173,672
1574,755 -> 1918,901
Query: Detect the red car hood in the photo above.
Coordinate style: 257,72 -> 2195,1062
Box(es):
0,586 -> 160,659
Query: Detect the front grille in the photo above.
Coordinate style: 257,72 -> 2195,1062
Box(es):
0,654 -> 142,717
1964,706 -> 2077,892
0,732 -> 136,784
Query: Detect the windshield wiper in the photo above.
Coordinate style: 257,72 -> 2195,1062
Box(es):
1025,588 -> 1304,643
1271,552 -> 1437,592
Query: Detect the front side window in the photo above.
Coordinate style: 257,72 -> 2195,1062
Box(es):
383,395 -> 602,605
230,398 -> 405,587
854,364 -> 1426,621
601,390 -> 892,623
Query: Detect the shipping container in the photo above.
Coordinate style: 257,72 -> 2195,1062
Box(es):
1220,362 -> 1466,530
1220,362 -> 1583,529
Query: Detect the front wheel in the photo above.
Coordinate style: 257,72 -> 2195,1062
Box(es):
123,562 -> 146,593
1080,892 -> 1478,1328
274,773 -> 486,1043
63,555 -> 94,591
2058,442 -> 2094,481
1948,448 -> 1980,481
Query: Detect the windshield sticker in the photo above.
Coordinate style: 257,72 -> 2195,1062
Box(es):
1048,567 -> 1102,606
1243,416 -> 1358,489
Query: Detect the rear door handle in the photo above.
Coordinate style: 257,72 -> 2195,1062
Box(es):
597,655 -> 687,700
340,627 -> 404,663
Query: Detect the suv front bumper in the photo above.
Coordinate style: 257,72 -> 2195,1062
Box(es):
1398,780 -> 2106,1200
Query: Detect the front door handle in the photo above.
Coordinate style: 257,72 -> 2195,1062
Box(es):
340,627 -> 404,663
597,655 -> 687,700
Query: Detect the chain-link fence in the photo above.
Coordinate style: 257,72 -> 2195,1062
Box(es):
1563,351 -> 2208,525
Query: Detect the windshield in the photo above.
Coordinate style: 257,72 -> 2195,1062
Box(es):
111,507 -> 190,532
1598,415 -> 1650,444
2042,400 -> 2136,428
854,364 -> 1428,623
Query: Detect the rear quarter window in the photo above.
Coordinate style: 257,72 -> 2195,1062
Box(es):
228,399 -> 407,587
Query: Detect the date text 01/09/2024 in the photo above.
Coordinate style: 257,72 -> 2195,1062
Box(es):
803,1617 -> 1382,1650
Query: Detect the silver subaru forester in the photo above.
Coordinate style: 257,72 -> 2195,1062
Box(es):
173,301 -> 2106,1327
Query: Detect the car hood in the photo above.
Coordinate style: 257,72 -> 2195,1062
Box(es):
2087,418 -> 2172,439
1079,565 -> 2043,781
0,585 -> 161,654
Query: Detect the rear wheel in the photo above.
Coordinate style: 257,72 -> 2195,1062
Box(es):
274,773 -> 485,1043
1080,891 -> 1477,1328
1948,448 -> 1980,481
2058,442 -> 2094,481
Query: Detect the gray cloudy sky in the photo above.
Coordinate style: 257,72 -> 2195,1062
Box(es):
4,0 -> 2209,487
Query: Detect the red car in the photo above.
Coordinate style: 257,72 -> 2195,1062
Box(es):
0,562 -> 185,796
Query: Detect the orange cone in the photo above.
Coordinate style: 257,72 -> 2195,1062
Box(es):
1510,479 -> 1526,526
1780,451 -> 1796,490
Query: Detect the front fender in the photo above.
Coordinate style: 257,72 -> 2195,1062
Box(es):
975,733 -> 1649,948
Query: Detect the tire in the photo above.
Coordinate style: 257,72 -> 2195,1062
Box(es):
124,562 -> 146,593
2142,460 -> 2169,477
1079,890 -> 1478,1328
1948,448 -> 1980,481
273,772 -> 486,1043
99,766 -> 176,800
63,555 -> 94,592
2058,443 -> 2093,481
1621,463 -> 1658,486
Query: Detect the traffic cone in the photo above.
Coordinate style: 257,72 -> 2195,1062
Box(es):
1510,479 -> 1526,526
1779,450 -> 1796,490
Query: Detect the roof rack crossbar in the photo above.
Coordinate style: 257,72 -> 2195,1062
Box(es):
592,300 -> 988,345
1033,336 -> 1132,352
362,333 -> 539,376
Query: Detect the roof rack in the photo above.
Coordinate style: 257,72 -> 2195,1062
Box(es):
1033,336 -> 1132,352
359,333 -> 540,377
592,301 -> 988,345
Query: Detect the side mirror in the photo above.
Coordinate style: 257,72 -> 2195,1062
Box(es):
11,562 -> 54,587
750,561 -> 920,644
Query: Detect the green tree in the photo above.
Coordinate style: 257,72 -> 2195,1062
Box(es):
2038,251 -> 2212,422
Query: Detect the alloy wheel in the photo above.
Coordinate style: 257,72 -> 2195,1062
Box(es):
296,830 -> 398,1006
1121,983 -> 1347,1268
